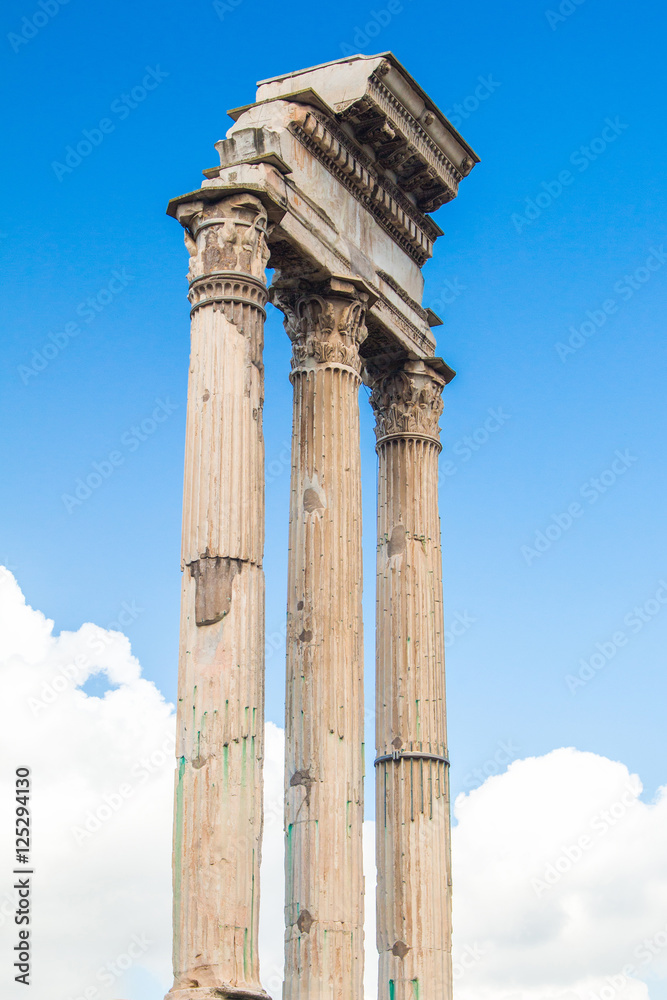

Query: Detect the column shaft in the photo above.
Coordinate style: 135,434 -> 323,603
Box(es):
276,286 -> 367,1000
168,194 -> 271,1000
369,363 -> 452,1000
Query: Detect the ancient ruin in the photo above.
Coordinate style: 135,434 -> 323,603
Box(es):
164,52 -> 478,1000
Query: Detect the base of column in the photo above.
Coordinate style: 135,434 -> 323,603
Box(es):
165,986 -> 271,1000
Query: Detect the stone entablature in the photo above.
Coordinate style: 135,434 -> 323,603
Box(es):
254,53 -> 478,211
169,53 -> 478,364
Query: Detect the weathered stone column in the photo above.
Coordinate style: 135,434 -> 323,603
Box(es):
273,279 -> 368,1000
367,360 -> 452,1000
166,193 -> 271,1000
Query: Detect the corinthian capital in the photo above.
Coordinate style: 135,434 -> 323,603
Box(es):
272,278 -> 370,377
367,360 -> 446,444
174,192 -> 271,282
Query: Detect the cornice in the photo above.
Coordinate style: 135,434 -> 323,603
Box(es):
288,106 -> 437,267
337,73 -> 467,213
376,269 -> 429,324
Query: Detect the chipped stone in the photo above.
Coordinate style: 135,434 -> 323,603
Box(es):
189,556 -> 243,627
303,487 -> 324,513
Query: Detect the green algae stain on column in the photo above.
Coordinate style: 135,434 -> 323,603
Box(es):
173,754 -> 187,957
223,743 -> 229,792
249,849 -> 256,974
174,756 -> 186,890
241,732 -> 248,787
286,822 -> 294,872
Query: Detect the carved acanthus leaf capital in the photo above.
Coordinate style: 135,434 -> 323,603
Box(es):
175,192 -> 271,284
367,362 -> 446,443
272,283 -> 369,376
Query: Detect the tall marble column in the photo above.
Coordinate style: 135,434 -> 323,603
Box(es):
167,193 -> 271,1000
367,360 -> 452,1000
273,279 -> 368,1000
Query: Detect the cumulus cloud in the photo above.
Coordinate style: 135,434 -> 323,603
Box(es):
0,567 -> 175,1000
451,749 -> 667,1000
1,569 -> 666,1000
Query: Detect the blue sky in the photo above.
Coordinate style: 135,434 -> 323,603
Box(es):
1,0 -> 666,813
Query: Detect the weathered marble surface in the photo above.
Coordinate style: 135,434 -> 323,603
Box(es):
166,193 -> 270,1000
369,360 -> 453,1000
166,51 -> 478,1000
275,279 -> 369,1000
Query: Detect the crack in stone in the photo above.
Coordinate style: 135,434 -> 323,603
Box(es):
290,768 -> 314,808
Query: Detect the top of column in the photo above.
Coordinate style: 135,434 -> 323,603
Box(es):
249,53 -> 479,214
168,52 -> 478,367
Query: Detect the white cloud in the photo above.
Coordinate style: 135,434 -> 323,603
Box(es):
257,722 -> 286,997
452,748 -> 667,1000
1,569 -> 666,1000
0,567 -> 175,1000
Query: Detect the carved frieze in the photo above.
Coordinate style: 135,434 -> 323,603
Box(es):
287,106 -> 440,266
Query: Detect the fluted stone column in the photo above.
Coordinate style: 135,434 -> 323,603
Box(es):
167,193 -> 271,1000
273,279 -> 368,1000
367,360 -> 452,1000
